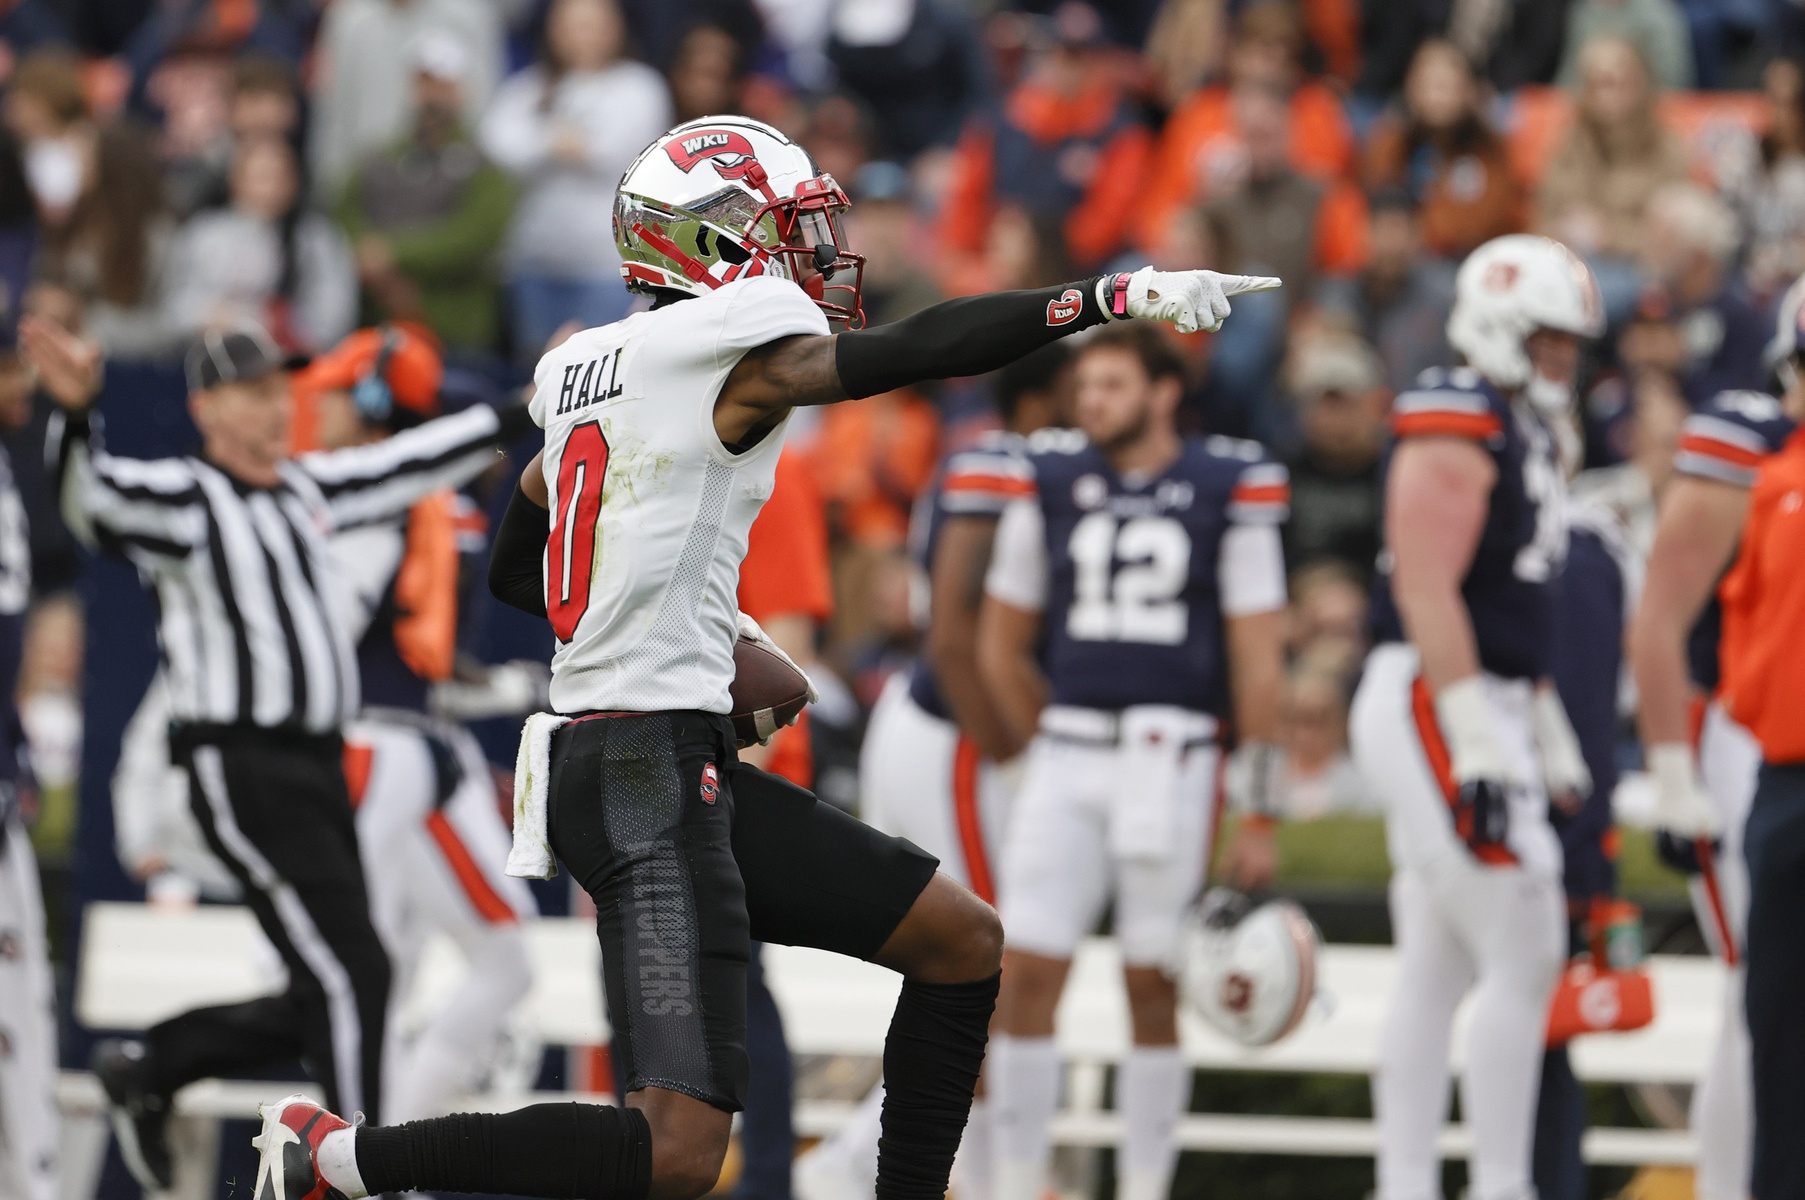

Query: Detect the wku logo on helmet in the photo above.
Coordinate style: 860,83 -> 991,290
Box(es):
665,129 -> 760,180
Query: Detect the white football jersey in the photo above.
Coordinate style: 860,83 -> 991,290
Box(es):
530,275 -> 829,715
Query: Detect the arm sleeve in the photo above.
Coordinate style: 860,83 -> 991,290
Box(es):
488,483 -> 549,618
1673,396 -> 1789,488
835,277 -> 1113,400
939,447 -> 1038,516
1219,525 -> 1289,617
983,497 -> 1049,611
1389,385 -> 1506,443
299,402 -> 535,529
46,409 -> 207,562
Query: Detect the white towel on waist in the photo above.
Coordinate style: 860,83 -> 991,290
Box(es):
507,712 -> 571,879
1110,706 -> 1203,861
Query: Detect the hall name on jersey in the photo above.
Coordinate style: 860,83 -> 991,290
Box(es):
554,350 -> 626,416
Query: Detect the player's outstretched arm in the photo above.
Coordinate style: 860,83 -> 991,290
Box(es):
715,269 -> 1278,445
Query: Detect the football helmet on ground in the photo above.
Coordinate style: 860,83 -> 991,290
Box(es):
1180,888 -> 1320,1047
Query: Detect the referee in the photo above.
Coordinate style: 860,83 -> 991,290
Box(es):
21,317 -> 531,1191
1711,295 -> 1805,1200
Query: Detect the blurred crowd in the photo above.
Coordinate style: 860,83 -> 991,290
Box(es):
4,0 -> 1805,831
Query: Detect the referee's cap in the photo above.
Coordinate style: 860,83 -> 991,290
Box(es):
185,326 -> 287,393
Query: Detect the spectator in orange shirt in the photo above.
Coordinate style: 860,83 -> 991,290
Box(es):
807,387 -> 941,550
937,2 -> 1152,277
1138,1 -> 1354,253
1362,40 -> 1525,260
732,446 -> 833,1200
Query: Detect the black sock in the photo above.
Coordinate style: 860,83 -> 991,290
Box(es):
355,1102 -> 652,1199
875,973 -> 1001,1200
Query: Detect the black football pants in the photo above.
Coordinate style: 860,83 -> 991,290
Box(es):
1745,762 -> 1805,1200
146,725 -> 391,1119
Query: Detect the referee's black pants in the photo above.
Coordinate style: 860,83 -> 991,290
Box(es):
1745,761 -> 1805,1200
145,725 -> 391,1119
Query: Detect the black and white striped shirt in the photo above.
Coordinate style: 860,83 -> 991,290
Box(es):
53,404 -> 529,734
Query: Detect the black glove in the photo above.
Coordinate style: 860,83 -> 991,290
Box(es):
1654,830 -> 1720,875
1455,777 -> 1511,854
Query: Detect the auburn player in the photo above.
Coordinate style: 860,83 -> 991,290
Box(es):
803,346 -> 1071,1200
300,328 -> 539,1123
250,114 -> 1278,1200
978,322 -> 1288,1200
1350,235 -> 1602,1200
1626,279 -> 1804,1200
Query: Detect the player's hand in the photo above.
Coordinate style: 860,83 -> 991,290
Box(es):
1455,777 -> 1511,852
18,315 -> 103,411
1647,742 -> 1720,838
1530,685 -> 1592,815
1435,676 -> 1517,858
1220,819 -> 1278,890
735,611 -> 820,706
1653,829 -> 1719,875
1116,267 -> 1281,334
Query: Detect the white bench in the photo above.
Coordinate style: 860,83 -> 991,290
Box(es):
65,901 -> 1716,1195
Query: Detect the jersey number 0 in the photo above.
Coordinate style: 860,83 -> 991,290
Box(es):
549,421 -> 610,641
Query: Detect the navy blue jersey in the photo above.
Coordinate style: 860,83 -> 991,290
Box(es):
1371,368 -> 1566,680
1027,432 -> 1288,714
1672,390 -> 1795,692
906,431 -> 1034,719
1551,505 -> 1637,900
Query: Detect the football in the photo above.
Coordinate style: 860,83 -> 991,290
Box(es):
729,633 -> 811,748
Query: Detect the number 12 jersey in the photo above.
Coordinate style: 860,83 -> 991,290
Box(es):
528,275 -> 829,716
985,432 -> 1290,716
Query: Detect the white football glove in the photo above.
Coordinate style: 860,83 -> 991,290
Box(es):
735,611 -> 820,706
1647,742 -> 1721,838
1101,267 -> 1282,334
1434,676 -> 1514,785
1530,686 -> 1592,811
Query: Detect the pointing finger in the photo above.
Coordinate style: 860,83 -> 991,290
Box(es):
1219,274 -> 1283,296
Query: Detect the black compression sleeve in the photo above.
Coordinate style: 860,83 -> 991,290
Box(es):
836,277 -> 1114,400
488,484 -> 549,618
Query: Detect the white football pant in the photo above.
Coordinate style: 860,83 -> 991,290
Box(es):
1351,645 -> 1565,1200
1691,702 -> 1757,1200
992,707 -> 1220,1200
0,815 -> 55,1200
349,713 -> 538,1123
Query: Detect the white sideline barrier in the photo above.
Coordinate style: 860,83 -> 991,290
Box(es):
73,902 -> 1713,1171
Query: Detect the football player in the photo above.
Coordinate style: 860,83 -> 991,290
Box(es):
978,322 -> 1288,1200
300,327 -> 539,1123
1625,278 -> 1805,1200
249,114 -> 1277,1200
1349,234 -> 1602,1200
799,345 -> 1071,1200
